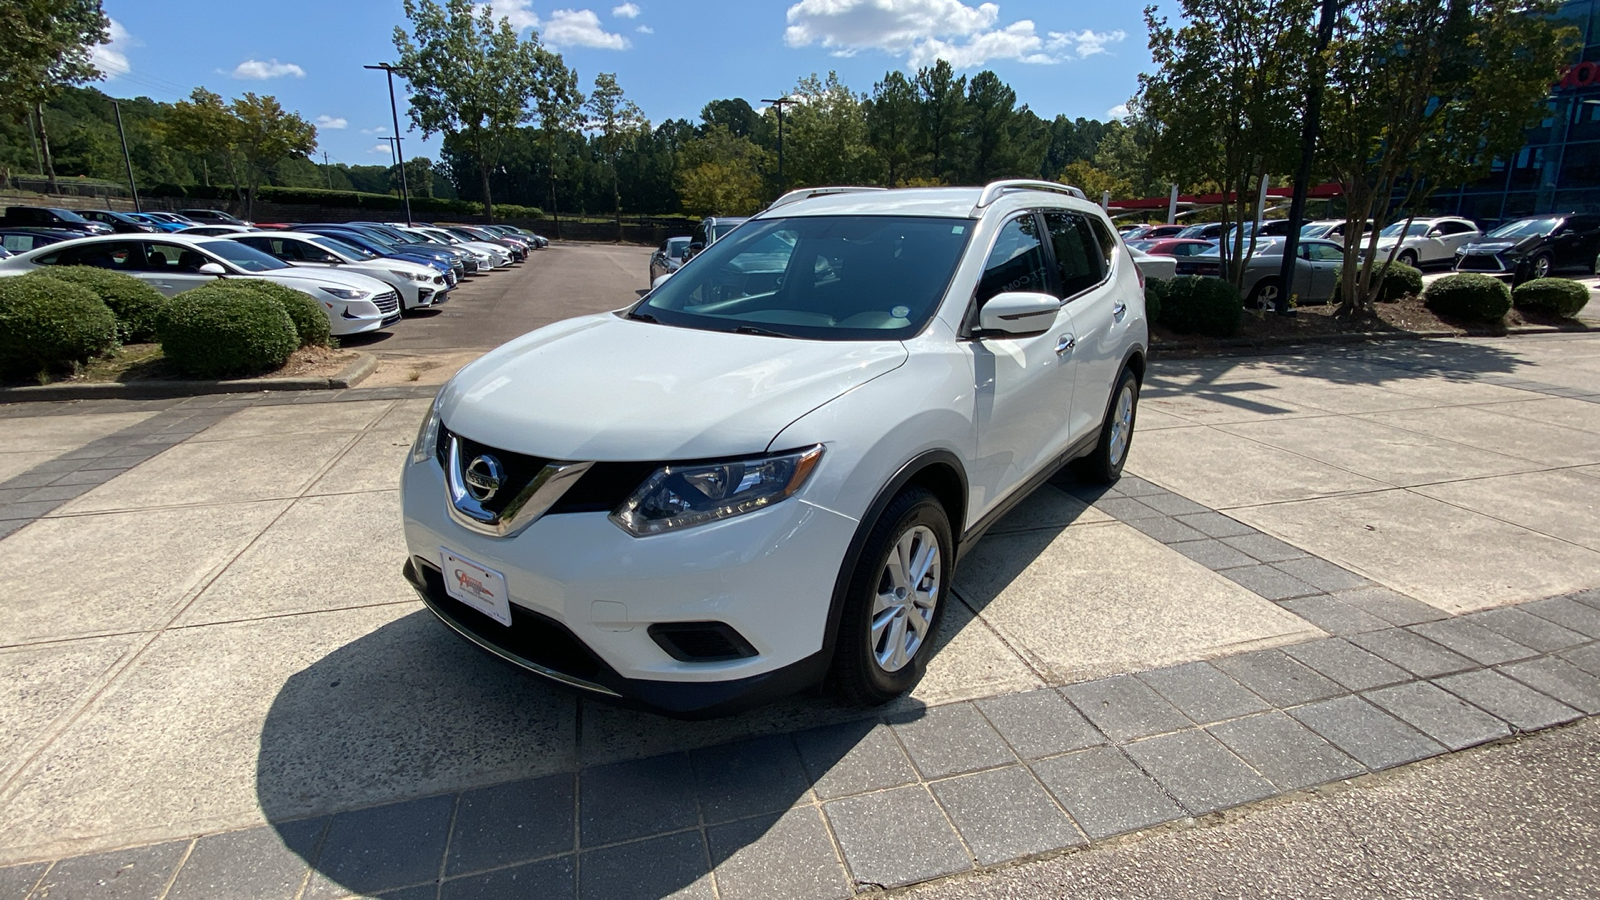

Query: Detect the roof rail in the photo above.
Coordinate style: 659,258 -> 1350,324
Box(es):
975,180 -> 1088,208
766,186 -> 888,212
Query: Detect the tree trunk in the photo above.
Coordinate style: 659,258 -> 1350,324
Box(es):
479,162 -> 495,223
549,174 -> 562,241
612,160 -> 622,243
35,103 -> 57,193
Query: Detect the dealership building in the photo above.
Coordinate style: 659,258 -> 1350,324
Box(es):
1427,0 -> 1600,223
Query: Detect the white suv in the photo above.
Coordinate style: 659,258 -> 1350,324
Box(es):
401,181 -> 1149,716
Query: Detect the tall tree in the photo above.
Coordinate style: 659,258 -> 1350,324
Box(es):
866,71 -> 920,186
1141,0 -> 1316,290
0,0 -> 108,191
162,88 -> 240,193
394,0 -> 553,221
531,48 -> 583,235
584,72 -> 648,238
963,70 -> 1034,183
782,72 -> 874,189
915,60 -> 969,184
230,93 -> 317,218
700,98 -> 761,139
676,125 -> 770,216
1320,0 -> 1575,315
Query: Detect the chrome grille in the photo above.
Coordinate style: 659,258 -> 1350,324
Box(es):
1455,255 -> 1503,272
373,290 -> 400,314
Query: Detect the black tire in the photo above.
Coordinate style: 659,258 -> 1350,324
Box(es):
1247,277 -> 1281,311
1398,250 -> 1418,268
831,487 -> 953,706
1070,367 -> 1140,485
1531,252 -> 1554,280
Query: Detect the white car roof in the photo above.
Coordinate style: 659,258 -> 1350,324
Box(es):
753,184 -> 1107,222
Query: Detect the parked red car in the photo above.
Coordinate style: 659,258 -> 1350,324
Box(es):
1129,238 -> 1216,258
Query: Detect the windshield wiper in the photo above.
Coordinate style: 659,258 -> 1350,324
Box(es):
626,309 -> 659,323
731,325 -> 799,338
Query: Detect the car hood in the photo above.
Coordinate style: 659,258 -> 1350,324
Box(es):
1459,239 -> 1524,253
437,313 -> 909,461
254,266 -> 392,295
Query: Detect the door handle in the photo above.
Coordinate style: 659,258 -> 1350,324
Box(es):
1112,302 -> 1127,322
1056,334 -> 1076,356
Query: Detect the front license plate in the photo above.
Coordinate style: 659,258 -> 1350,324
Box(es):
439,547 -> 512,626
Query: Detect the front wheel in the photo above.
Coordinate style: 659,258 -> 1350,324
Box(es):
1531,252 -> 1554,280
831,487 -> 953,706
1398,250 -> 1418,268
1071,367 -> 1140,485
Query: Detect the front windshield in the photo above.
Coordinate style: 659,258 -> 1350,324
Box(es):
635,215 -> 970,342
311,235 -> 376,260
198,239 -> 289,272
1488,217 -> 1560,239
1380,222 -> 1430,238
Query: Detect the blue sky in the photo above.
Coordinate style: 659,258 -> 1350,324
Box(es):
94,0 -> 1156,166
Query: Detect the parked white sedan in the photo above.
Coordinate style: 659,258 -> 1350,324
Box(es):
1369,216 -> 1481,268
0,234 -> 400,336
225,231 -> 450,311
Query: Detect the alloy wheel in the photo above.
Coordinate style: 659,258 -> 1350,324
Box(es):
1108,384 -> 1135,468
870,525 -> 941,673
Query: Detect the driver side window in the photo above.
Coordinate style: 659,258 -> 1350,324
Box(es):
975,215 -> 1050,306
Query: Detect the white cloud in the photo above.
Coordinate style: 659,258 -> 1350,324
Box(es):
785,0 -> 1120,69
636,24 -> 653,33
1106,103 -> 1130,119
612,2 -> 641,17
1046,28 -> 1126,59
362,126 -> 390,135
232,58 -> 305,80
316,115 -> 348,129
545,8 -> 630,49
90,18 -> 134,79
370,143 -> 394,155
477,0 -> 542,30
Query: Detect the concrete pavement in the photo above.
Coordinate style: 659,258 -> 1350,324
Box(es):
0,315 -> 1598,895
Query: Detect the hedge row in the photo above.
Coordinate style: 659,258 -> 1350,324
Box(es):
144,183 -> 543,219
1144,276 -> 1240,338
159,280 -> 333,378
0,272 -> 335,382
1512,277 -> 1590,317
1423,273 -> 1512,322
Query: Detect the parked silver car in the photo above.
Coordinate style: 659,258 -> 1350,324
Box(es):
1175,237 -> 1347,308
649,236 -> 690,282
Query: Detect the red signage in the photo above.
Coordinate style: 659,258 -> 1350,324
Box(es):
1557,62 -> 1600,90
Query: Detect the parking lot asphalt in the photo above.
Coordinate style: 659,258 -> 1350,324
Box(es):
1,281 -> 1599,897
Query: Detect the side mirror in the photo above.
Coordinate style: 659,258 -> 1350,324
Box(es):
197,262 -> 226,276
978,292 -> 1060,336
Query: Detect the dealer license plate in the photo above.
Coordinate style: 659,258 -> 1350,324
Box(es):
439,547 -> 512,627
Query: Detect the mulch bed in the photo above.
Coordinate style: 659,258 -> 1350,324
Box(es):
6,344 -> 359,387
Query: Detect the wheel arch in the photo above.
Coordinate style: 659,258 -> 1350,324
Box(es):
819,450 -> 968,667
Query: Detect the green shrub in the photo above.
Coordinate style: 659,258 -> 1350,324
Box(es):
1144,277 -> 1169,324
183,279 -> 332,348
1376,261 -> 1424,301
1512,277 -> 1590,318
0,276 -> 119,377
159,282 -> 299,378
20,266 -> 168,342
1160,276 -> 1241,338
1423,273 -> 1512,323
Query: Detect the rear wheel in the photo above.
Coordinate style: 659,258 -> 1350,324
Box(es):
1247,277 -> 1281,311
1398,250 -> 1419,268
832,487 -> 952,706
1071,367 -> 1140,485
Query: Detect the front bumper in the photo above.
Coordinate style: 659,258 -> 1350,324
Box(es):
1454,251 -> 1517,274
399,457 -> 859,715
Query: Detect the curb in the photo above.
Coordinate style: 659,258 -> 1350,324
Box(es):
0,352 -> 377,403
1151,323 -> 1587,359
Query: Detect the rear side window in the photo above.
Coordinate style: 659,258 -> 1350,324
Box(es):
1042,211 -> 1104,298
54,241 -> 144,270
1085,215 -> 1118,268
976,215 -> 1051,305
3,234 -> 41,253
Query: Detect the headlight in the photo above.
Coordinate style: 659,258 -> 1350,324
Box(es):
322,286 -> 365,300
410,396 -> 442,465
389,268 -> 428,282
610,445 -> 824,536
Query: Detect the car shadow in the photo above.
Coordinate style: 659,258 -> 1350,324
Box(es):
253,478 -> 1100,898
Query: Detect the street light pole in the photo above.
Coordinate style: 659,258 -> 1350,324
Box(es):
761,96 -> 796,191
1276,0 -> 1346,316
365,63 -> 413,225
112,100 -> 141,213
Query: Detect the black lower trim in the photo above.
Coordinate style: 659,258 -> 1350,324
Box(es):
403,557 -> 827,718
957,428 -> 1100,557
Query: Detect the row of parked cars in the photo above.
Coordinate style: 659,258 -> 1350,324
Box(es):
1118,212 -> 1600,306
0,205 -> 548,337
